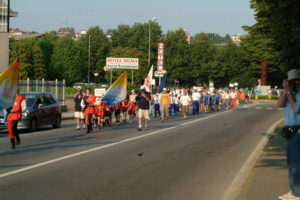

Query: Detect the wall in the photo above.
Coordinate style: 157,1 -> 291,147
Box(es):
0,33 -> 9,72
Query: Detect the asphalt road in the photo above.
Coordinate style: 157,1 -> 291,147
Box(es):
0,103 -> 283,200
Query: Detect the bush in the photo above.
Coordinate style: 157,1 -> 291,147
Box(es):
250,95 -> 279,100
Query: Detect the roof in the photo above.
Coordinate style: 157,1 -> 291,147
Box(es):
0,0 -> 18,17
11,33 -> 44,40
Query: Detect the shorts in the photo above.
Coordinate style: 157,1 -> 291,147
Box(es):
138,109 -> 149,120
114,109 -> 121,116
74,111 -> 84,119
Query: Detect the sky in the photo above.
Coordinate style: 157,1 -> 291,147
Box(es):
9,0 -> 256,36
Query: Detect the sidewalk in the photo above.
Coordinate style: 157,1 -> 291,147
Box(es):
236,127 -> 289,200
61,111 -> 74,120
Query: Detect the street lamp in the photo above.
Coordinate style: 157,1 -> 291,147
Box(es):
148,17 -> 157,67
94,72 -> 99,84
103,66 -> 112,85
88,35 -> 91,84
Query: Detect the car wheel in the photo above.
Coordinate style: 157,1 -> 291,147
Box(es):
30,118 -> 37,132
53,115 -> 61,128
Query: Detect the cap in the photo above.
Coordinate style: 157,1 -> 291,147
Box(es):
77,86 -> 82,90
131,90 -> 135,93
287,69 -> 300,80
163,88 -> 167,91
140,86 -> 145,90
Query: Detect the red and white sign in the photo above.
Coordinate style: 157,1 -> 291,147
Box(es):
157,43 -> 164,72
106,57 -> 139,69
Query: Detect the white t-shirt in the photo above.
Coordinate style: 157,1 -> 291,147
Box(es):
180,95 -> 191,106
192,92 -> 200,101
230,92 -> 237,98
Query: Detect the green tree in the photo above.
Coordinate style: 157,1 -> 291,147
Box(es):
10,38 -> 46,79
50,36 -> 85,85
78,26 -> 111,83
248,0 -> 300,70
163,28 -> 191,87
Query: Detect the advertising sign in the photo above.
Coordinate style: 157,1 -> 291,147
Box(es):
94,88 -> 106,97
106,57 -> 139,69
157,43 -> 164,72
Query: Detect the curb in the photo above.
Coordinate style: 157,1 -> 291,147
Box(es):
223,118 -> 284,200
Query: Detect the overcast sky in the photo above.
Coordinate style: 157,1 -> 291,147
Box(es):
10,0 -> 256,36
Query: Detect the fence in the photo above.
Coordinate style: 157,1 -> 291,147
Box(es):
18,79 -> 66,105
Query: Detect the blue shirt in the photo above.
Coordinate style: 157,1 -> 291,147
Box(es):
284,90 -> 300,126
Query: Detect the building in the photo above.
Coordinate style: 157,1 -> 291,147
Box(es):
231,33 -> 246,44
0,0 -> 18,33
57,27 -> 76,38
184,29 -> 191,44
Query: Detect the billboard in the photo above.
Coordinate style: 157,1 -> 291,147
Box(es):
157,43 -> 164,72
106,57 -> 139,69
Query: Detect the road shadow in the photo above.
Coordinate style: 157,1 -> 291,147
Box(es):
256,128 -> 287,170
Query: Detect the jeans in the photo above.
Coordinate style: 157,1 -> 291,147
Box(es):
287,131 -> 300,196
154,104 -> 161,118
192,101 -> 199,114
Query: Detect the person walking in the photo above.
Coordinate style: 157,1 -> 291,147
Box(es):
278,69 -> 300,200
160,88 -> 170,122
192,89 -> 200,115
230,89 -> 237,111
6,90 -> 27,149
74,86 -> 85,130
180,91 -> 191,119
83,88 -> 96,133
153,94 -> 161,118
136,86 -> 151,131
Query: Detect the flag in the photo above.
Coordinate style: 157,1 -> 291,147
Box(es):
0,60 -> 20,110
143,65 -> 153,91
157,74 -> 167,93
102,72 -> 128,107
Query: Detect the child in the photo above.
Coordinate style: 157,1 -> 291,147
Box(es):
113,102 -> 121,125
95,99 -> 107,129
121,98 -> 129,124
127,101 -> 137,124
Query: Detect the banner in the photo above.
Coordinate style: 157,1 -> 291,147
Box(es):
0,60 -> 20,110
143,65 -> 153,91
102,72 -> 128,107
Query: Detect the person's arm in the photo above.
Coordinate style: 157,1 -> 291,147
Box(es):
21,99 -> 27,112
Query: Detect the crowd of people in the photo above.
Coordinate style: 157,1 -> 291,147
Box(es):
73,86 -> 252,132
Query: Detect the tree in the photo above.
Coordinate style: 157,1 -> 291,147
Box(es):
247,0 -> 300,70
78,26 -> 111,83
163,28 -> 191,87
50,36 -> 85,85
9,38 -> 46,80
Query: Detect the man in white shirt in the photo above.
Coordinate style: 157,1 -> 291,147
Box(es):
192,89 -> 200,115
180,91 -> 191,119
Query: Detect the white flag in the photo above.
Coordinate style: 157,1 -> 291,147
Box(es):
143,65 -> 153,91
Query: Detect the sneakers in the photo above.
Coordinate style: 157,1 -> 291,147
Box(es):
82,124 -> 86,129
137,127 -> 142,131
76,125 -> 80,130
279,191 -> 300,200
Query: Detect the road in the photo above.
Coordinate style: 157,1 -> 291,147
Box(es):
0,103 -> 282,200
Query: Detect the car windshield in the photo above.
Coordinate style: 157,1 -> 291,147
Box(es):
23,94 -> 37,107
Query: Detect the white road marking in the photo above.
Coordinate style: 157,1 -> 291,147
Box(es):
255,107 -> 262,109
266,107 -> 273,110
0,111 -> 231,179
223,118 -> 283,200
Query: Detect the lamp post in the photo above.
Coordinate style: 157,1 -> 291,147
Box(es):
103,66 -> 112,85
88,35 -> 91,84
148,17 -> 157,67
94,72 -> 99,85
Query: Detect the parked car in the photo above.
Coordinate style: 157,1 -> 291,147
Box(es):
0,92 -> 62,131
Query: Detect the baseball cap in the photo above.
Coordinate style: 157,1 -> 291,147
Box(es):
77,86 -> 82,90
287,69 -> 300,80
163,88 -> 167,91
140,86 -> 145,90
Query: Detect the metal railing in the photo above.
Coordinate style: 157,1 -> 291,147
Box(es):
18,79 -> 66,105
